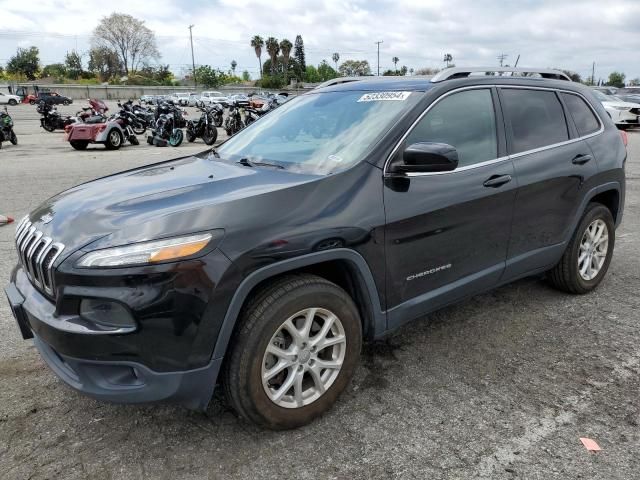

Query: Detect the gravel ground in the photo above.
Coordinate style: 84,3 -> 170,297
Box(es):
0,102 -> 639,480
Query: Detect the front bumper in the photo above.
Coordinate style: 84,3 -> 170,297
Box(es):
4,258 -> 232,410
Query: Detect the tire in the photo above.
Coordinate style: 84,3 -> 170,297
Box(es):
547,203 -> 615,294
104,129 -> 123,150
223,274 -> 362,429
43,122 -> 56,133
63,100 -> 71,106
8,99 -> 17,106
29,99 -> 36,105
132,123 -> 146,135
70,140 -> 88,150
9,131 -> 17,145
168,129 -> 183,147
186,129 -> 196,143
129,136 -> 140,146
203,125 -> 218,145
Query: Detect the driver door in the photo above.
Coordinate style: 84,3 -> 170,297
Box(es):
383,87 -> 517,329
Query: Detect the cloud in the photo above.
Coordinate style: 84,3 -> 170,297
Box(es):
0,0 -> 638,81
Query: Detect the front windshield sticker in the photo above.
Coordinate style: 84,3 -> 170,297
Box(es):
357,91 -> 412,102
328,154 -> 343,163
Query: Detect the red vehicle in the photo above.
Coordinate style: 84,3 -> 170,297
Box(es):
65,104 -> 140,150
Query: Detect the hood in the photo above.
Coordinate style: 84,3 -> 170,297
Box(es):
27,152 -> 320,258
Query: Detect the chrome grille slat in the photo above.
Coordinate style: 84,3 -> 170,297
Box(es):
14,219 -> 65,296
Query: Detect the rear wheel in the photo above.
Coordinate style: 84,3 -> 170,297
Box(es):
43,122 -> 56,132
169,129 -> 183,147
132,123 -> 146,135
104,129 -> 122,150
70,140 -> 88,150
223,274 -> 362,429
8,99 -> 17,106
186,129 -> 196,143
29,99 -> 36,105
547,203 -> 615,294
63,99 -> 71,106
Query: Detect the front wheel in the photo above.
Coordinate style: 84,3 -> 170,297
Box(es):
43,122 -> 56,132
8,99 -> 17,106
223,274 -> 362,429
63,100 -> 71,106
186,129 -> 196,143
9,131 -> 17,145
547,203 -> 615,294
202,125 -> 218,145
132,123 -> 146,135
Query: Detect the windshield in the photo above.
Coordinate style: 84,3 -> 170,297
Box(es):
217,90 -> 422,174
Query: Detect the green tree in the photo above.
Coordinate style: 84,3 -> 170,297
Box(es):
280,39 -> 293,84
294,35 -> 306,78
6,46 -> 40,80
338,59 -> 371,77
332,52 -> 340,72
251,36 -> 264,79
242,70 -> 250,81
606,71 -> 626,88
92,13 -> 160,75
304,65 -> 320,83
88,46 -> 123,81
265,37 -> 280,75
42,63 -> 67,79
195,65 -> 230,88
317,60 -> 338,81
392,56 -> 399,73
65,50 -> 83,80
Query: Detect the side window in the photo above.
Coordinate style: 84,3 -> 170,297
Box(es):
501,89 -> 569,153
561,92 -> 601,136
406,89 -> 498,168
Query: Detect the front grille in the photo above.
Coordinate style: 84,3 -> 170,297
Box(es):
629,108 -> 640,116
14,217 -> 65,296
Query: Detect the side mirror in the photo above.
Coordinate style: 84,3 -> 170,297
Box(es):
389,142 -> 459,174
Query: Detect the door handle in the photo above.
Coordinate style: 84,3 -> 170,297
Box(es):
572,154 -> 593,165
483,174 -> 512,188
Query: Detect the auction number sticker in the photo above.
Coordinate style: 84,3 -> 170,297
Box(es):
357,91 -> 412,102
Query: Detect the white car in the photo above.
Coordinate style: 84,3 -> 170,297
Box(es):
592,89 -> 640,129
198,91 -> 229,107
168,92 -> 190,106
0,91 -> 21,105
187,93 -> 200,107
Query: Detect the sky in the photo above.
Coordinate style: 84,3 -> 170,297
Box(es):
0,0 -> 639,82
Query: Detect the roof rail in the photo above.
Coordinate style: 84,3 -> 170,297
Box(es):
431,67 -> 572,83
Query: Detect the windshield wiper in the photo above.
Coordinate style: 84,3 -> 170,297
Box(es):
237,158 -> 284,169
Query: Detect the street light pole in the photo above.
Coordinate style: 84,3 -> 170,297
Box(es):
189,25 -> 197,88
375,40 -> 384,76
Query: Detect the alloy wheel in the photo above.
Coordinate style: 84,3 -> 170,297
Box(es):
578,218 -> 609,281
261,307 -> 346,409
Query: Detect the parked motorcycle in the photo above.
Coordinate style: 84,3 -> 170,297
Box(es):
0,107 -> 18,149
118,100 -> 150,135
38,99 -> 108,132
65,105 -> 141,150
210,103 -> 225,127
147,102 -> 187,147
186,106 -> 218,145
224,101 -> 244,136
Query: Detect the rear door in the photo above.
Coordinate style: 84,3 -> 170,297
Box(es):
383,87 -> 517,328
499,87 -> 600,279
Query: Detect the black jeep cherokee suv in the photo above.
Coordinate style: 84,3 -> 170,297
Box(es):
5,67 -> 626,429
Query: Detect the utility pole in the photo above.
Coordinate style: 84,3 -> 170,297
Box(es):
375,40 -> 384,76
189,25 -> 196,88
513,54 -> 520,67
497,53 -> 508,67
591,61 -> 596,86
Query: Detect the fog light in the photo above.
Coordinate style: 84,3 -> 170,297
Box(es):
80,299 -> 136,330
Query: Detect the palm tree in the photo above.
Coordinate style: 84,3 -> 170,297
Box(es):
231,60 -> 237,76
265,37 -> 280,75
280,39 -> 293,84
392,56 -> 399,73
332,52 -> 340,72
250,36 -> 264,79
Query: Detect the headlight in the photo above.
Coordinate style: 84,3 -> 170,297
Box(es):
76,232 -> 220,268
611,106 -> 630,111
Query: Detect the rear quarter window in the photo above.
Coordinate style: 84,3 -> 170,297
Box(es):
501,88 -> 569,154
561,92 -> 601,136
